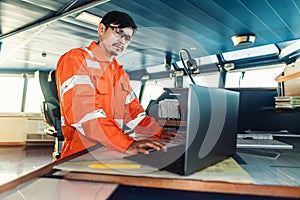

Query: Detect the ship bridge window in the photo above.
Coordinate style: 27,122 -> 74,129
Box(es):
225,63 -> 285,88
24,77 -> 44,113
183,72 -> 220,88
140,78 -> 174,109
0,76 -> 24,113
0,75 -> 44,113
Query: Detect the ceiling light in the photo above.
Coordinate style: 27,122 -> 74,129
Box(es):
14,59 -> 46,66
75,11 -> 102,26
279,39 -> 300,59
222,44 -> 279,61
231,34 -> 256,47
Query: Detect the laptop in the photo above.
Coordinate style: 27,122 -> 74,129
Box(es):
125,85 -> 240,176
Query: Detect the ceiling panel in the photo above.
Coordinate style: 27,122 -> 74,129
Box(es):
0,0 -> 299,73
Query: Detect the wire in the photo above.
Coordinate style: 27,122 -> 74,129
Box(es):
179,49 -> 196,85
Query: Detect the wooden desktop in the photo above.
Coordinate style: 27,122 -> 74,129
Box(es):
0,137 -> 300,199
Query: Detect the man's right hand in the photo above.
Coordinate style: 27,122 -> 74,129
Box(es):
126,140 -> 167,155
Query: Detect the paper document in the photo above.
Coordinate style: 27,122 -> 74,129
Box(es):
195,157 -> 254,183
55,147 -> 253,184
89,163 -> 141,169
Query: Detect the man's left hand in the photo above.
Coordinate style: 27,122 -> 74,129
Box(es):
160,129 -> 177,140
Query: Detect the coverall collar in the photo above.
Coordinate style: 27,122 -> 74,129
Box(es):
88,41 -> 123,69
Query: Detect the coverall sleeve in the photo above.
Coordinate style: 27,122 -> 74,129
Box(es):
57,50 -> 134,152
122,75 -> 163,137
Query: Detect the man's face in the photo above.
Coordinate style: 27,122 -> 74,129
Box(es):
99,24 -> 134,57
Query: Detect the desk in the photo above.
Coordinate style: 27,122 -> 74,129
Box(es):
0,138 -> 300,199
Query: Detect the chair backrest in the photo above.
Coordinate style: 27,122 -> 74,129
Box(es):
39,70 -> 59,107
39,70 -> 61,127
39,70 -> 64,159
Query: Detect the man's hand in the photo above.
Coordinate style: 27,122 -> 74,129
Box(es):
160,129 -> 178,140
126,140 -> 167,155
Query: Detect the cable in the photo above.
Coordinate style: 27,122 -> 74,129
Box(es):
179,49 -> 197,85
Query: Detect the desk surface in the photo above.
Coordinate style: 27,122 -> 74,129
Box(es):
0,137 -> 300,199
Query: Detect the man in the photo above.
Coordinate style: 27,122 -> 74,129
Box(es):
56,11 -> 176,158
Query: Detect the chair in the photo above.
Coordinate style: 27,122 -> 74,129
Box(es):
39,70 -> 64,159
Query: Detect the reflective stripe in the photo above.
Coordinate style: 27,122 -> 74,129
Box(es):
114,119 -> 123,129
71,109 -> 107,136
126,112 -> 146,129
82,47 -> 100,69
60,75 -> 94,100
61,116 -> 65,126
86,59 -> 100,69
82,47 -> 94,58
125,91 -> 136,105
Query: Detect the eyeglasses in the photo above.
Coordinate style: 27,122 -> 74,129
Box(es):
106,25 -> 132,42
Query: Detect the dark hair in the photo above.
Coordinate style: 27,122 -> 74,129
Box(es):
101,11 -> 137,30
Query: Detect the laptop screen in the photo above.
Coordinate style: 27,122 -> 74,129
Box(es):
126,85 -> 240,175
184,85 -> 240,175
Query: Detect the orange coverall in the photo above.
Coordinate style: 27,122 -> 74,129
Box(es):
56,41 -> 163,158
